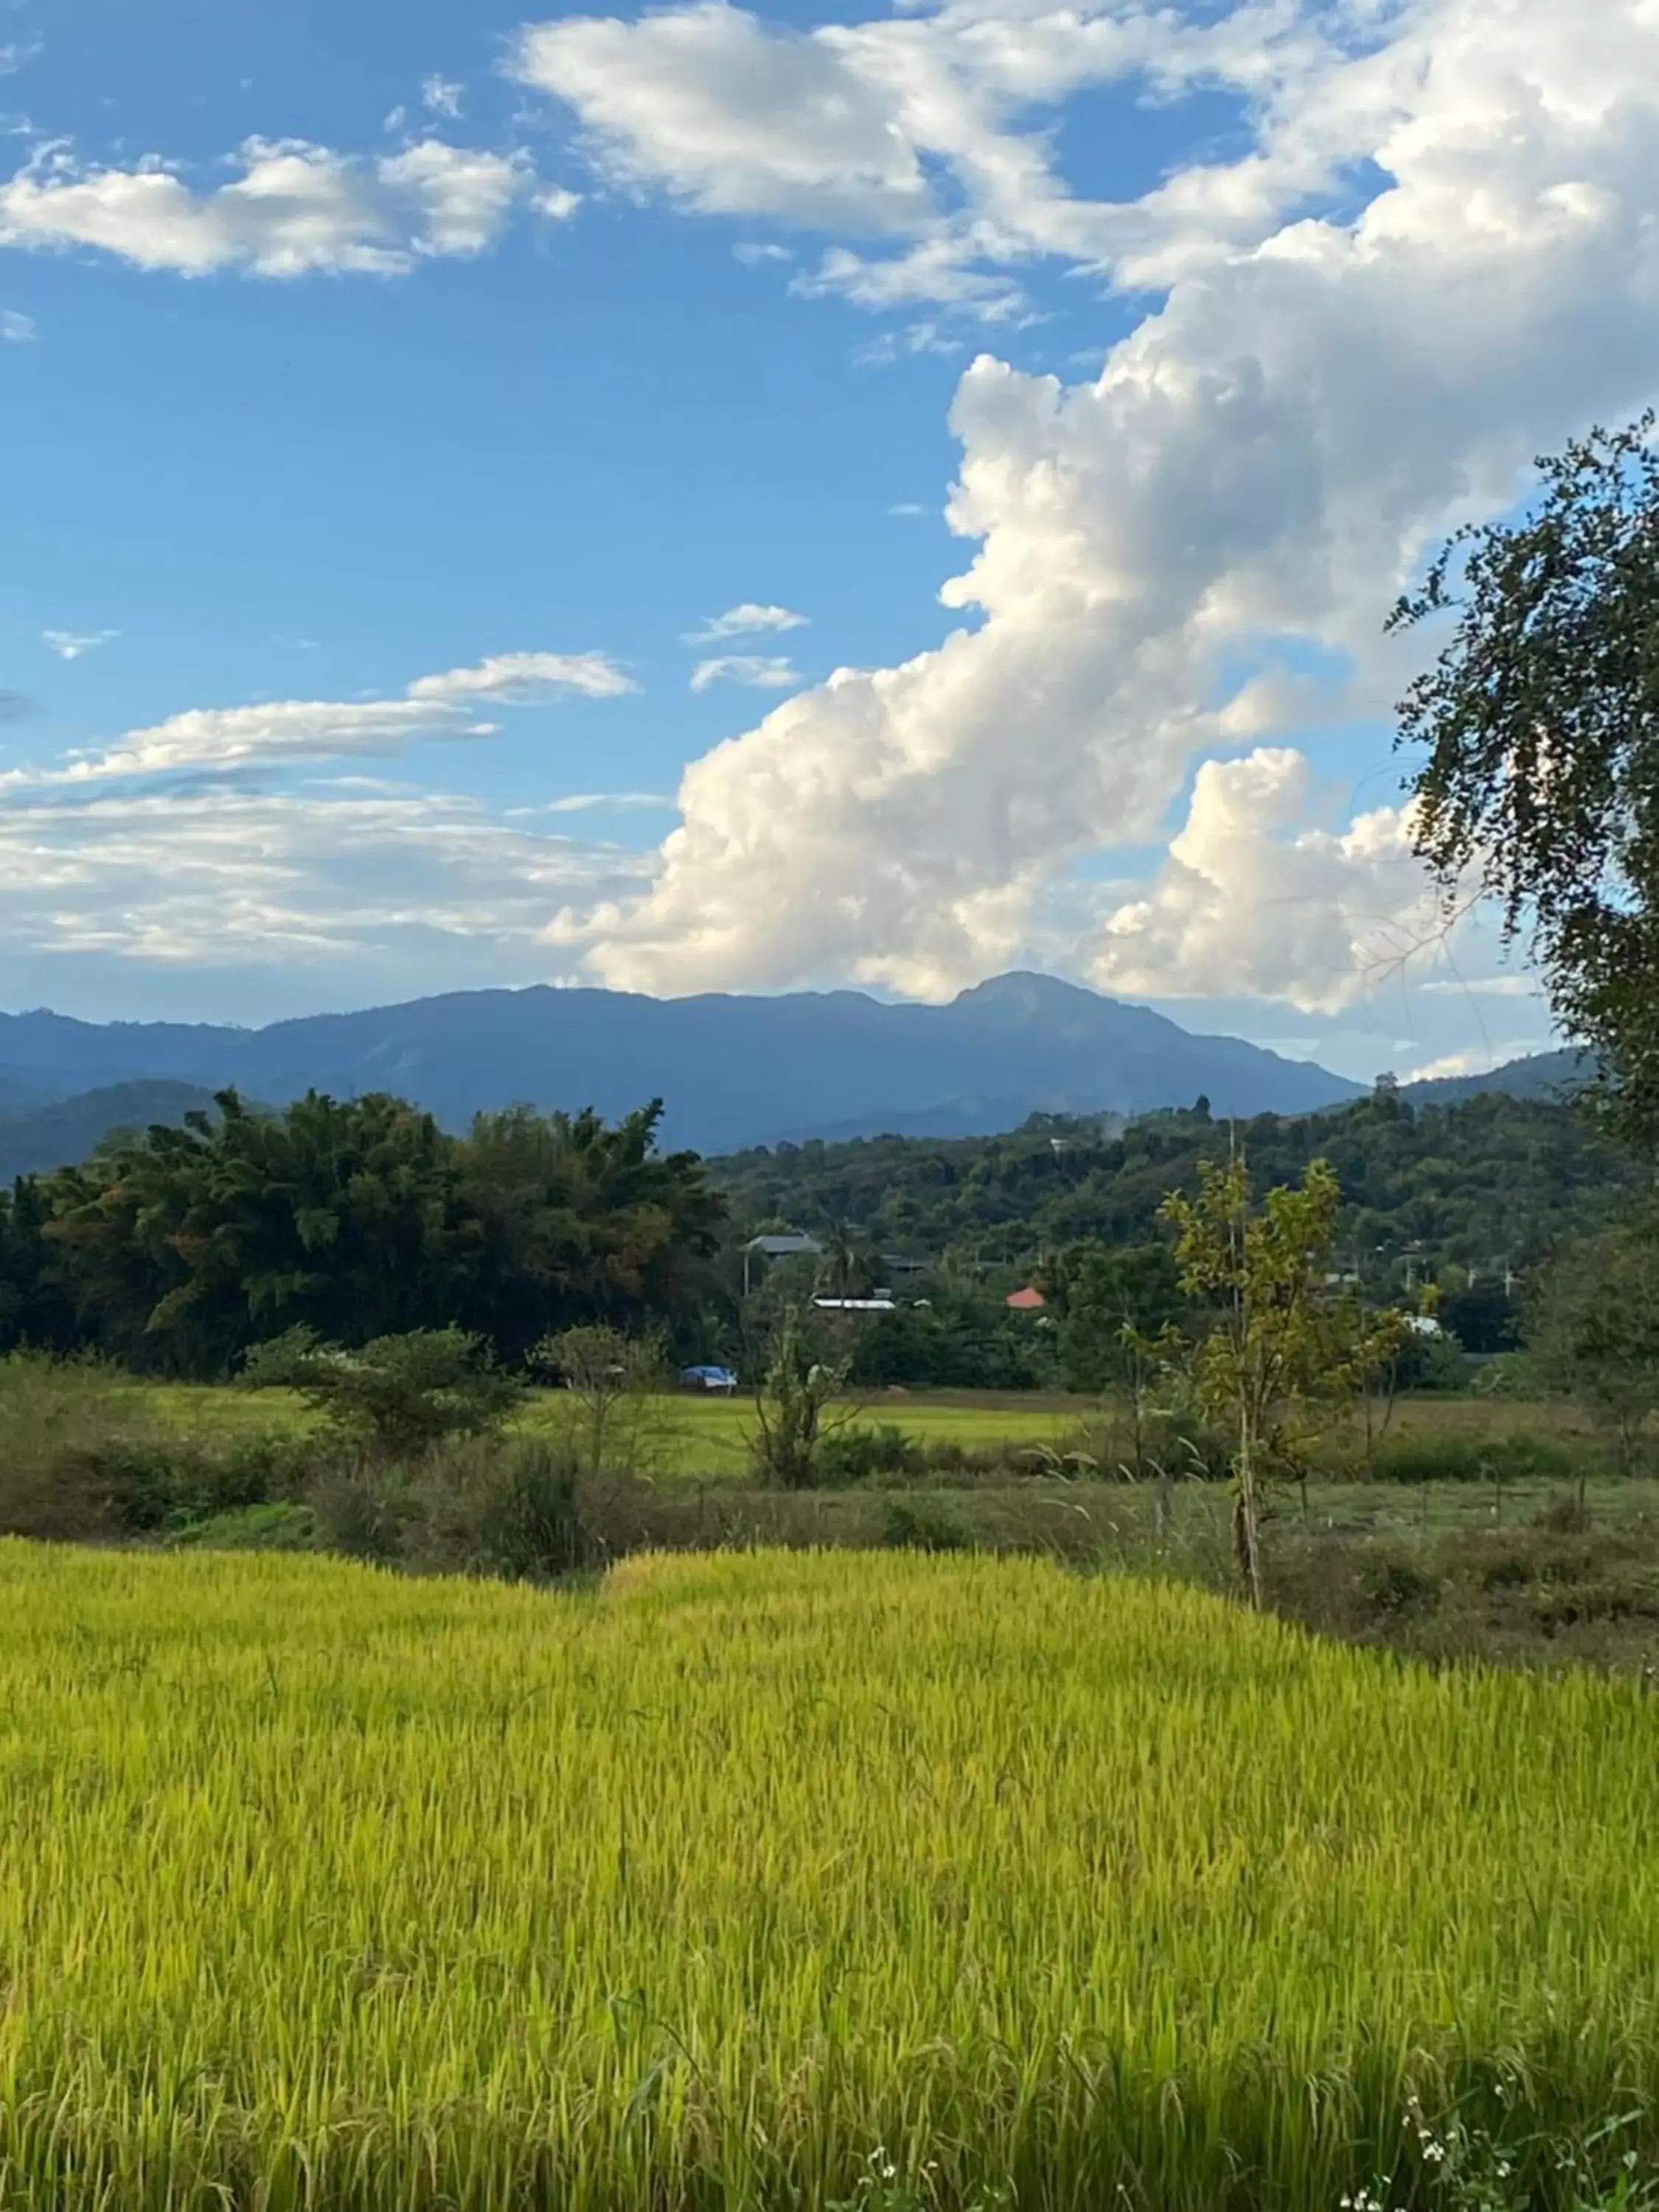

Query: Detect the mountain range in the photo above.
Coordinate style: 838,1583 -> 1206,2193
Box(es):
0,973 -> 1575,1178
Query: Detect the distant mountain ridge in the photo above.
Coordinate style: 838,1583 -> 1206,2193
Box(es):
1402,1046 -> 1592,1105
0,1081 -> 220,1183
0,973 -> 1363,1155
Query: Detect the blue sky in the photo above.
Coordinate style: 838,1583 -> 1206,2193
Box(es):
3,0 -> 1654,1078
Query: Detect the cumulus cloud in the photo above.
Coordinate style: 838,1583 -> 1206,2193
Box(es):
684,602 -> 807,643
576,0 -> 1659,1005
1087,749 -> 1436,1014
0,136 -> 532,276
43,627 -> 116,660
515,4 -> 936,236
689,654 -> 801,692
8,648 -> 635,785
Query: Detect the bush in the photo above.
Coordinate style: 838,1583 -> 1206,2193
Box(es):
306,1455 -> 416,1563
816,1424 -> 928,1484
170,1502 -> 318,1551
1368,1431 -> 1583,1486
243,1326 -> 521,1458
0,1352 -> 310,1540
408,1435 -> 603,1581
1357,1552 -> 1443,1619
881,1498 -> 969,1552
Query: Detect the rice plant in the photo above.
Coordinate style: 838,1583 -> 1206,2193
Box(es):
0,1541 -> 1655,2208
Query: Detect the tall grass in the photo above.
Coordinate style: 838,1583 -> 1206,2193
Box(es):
0,1543 -> 1655,2208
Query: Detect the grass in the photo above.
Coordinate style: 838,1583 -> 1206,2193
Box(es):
0,1541 -> 1655,2210
137,1382 -> 1091,1478
136,1380 -> 1618,1482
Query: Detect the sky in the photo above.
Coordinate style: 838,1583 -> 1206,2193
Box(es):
1,0 -> 1655,1081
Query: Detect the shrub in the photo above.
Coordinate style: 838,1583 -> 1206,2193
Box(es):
1368,1432 -> 1582,1486
1357,1551 -> 1443,1619
243,1326 -> 521,1458
881,1498 -> 969,1552
305,1455 -> 416,1563
409,1434 -> 602,1581
171,1503 -> 318,1551
817,1425 -> 928,1484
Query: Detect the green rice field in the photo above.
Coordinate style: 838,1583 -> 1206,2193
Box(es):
1,1540 -> 1657,2208
136,1378 -> 1614,1481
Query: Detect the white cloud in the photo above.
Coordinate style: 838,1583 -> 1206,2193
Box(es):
43,627 -> 116,660
421,75 -> 465,121
0,305 -> 32,340
684,602 -> 807,644
1402,1042 -> 1549,1083
1418,975 -> 1543,1000
734,240 -> 792,265
9,648 -> 635,785
0,135 -> 532,276
0,784 -> 654,975
510,0 -> 1350,318
1086,748 -> 1438,1015
689,654 -> 801,692
577,0 -> 1659,1006
515,4 -> 936,236
406,650 -> 637,704
886,501 -> 930,517
532,184 -> 582,221
857,319 -> 963,366
541,790 -> 675,813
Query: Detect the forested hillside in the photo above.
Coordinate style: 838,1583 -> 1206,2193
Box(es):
714,1084 -> 1644,1284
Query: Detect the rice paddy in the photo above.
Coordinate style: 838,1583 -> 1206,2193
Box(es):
1,1540 -> 1657,2208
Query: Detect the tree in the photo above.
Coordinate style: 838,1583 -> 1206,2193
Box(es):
240,1325 -> 520,1458
1041,1238 -> 1187,1394
1162,1157 -> 1405,1607
1392,414 -> 1659,1145
750,1304 -> 849,1489
532,1323 -> 664,1474
1528,1223 -> 1659,1483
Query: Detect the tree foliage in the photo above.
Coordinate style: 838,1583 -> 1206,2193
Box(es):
1526,1221 -> 1659,1475
1393,414 -> 1659,1145
0,1090 -> 726,1376
241,1325 -> 520,1458
1163,1158 -> 1407,1606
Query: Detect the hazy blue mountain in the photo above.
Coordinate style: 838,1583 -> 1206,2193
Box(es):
0,974 -> 1364,1155
1403,1046 -> 1593,1106
0,1080 -> 220,1182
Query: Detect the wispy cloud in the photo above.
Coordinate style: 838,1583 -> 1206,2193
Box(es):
43,627 -> 117,660
5,648 -> 637,786
689,655 -> 800,693
0,306 -> 32,341
683,602 -> 807,645
421,74 -> 465,119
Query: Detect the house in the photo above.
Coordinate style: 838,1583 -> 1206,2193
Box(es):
1005,1287 -> 1047,1311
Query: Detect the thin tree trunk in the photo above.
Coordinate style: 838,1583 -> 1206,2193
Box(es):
1234,1407 -> 1263,1609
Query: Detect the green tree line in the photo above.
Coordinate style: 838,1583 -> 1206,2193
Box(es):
0,1090 -> 727,1377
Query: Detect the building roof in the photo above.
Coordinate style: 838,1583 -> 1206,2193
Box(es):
746,1233 -> 824,1257
812,1296 -> 897,1312
1005,1286 -> 1048,1310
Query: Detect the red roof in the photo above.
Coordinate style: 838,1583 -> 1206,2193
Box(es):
1005,1287 -> 1047,1310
